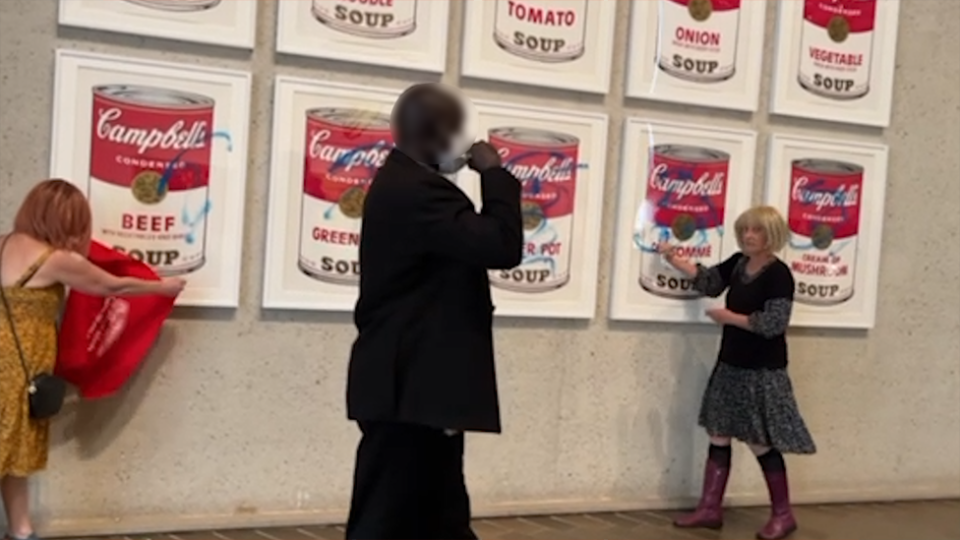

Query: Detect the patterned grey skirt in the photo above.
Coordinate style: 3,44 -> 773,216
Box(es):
698,362 -> 817,455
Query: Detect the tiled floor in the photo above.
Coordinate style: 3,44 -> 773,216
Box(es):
55,499 -> 960,540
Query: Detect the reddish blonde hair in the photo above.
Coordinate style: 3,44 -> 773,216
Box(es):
13,179 -> 92,253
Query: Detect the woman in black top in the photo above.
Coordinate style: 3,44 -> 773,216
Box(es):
660,206 -> 815,540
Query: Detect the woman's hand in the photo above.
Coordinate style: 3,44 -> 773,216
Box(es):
657,242 -> 680,264
706,307 -> 750,329
158,277 -> 186,297
658,242 -> 698,277
705,307 -> 731,324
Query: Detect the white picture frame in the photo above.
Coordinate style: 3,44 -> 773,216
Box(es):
276,0 -> 450,73
50,50 -> 252,308
609,119 -> 756,323
764,134 -> 888,329
460,0 -> 617,94
58,0 -> 257,49
262,77 -> 402,311
625,0 -> 767,111
770,0 -> 901,127
455,100 -> 608,319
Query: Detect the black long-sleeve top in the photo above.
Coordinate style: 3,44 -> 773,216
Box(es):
694,253 -> 795,370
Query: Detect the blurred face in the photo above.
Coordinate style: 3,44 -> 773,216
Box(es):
740,224 -> 768,256
432,99 -> 465,157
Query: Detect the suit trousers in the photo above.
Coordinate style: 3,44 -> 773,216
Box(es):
345,421 -> 478,540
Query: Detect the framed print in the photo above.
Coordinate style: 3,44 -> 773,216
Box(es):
58,0 -> 257,49
50,50 -> 252,308
262,77 -> 401,311
609,119 -> 756,323
625,0 -> 767,111
460,0 -> 617,94
770,0 -> 901,127
276,0 -> 450,73
455,100 -> 608,319
764,134 -> 888,329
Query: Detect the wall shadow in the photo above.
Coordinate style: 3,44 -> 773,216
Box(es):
50,324 -> 177,458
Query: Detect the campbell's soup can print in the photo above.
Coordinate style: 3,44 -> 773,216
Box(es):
123,0 -> 222,11
489,127 -> 579,292
312,0 -> 418,39
88,85 -> 214,277
493,0 -> 588,63
639,145 -> 728,299
785,159 -> 862,305
658,0 -> 742,82
299,108 -> 392,284
798,0 -> 876,99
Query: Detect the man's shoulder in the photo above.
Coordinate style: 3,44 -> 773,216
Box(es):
370,170 -> 468,218
370,152 -> 453,196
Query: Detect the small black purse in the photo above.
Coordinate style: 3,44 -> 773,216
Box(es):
0,237 -> 67,420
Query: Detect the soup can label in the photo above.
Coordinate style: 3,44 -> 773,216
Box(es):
311,0 -> 418,39
657,0 -> 742,82
122,0 -> 222,11
88,84 -> 214,276
637,145 -> 728,299
299,108 -> 392,284
488,127 -> 579,292
797,0 -> 877,99
493,0 -> 588,63
785,159 -> 862,304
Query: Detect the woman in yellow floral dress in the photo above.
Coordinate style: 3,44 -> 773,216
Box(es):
1,180 -> 184,540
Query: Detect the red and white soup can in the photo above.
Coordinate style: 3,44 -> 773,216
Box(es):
488,127 -> 579,292
785,159 -> 862,305
123,0 -> 221,11
798,0 -> 876,100
299,108 -> 392,284
88,85 -> 213,276
311,0 -> 418,39
493,0 -> 588,63
638,145 -> 728,299
657,0 -> 742,83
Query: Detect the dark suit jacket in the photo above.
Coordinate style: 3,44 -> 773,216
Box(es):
346,149 -> 523,433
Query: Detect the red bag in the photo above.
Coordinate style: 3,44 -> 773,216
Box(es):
56,241 -> 176,399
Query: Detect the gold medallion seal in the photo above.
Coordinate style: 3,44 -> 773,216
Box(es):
338,187 -> 367,219
688,0 -> 713,22
811,223 -> 834,250
131,170 -> 166,205
671,213 -> 697,242
827,15 -> 850,43
521,201 -> 545,231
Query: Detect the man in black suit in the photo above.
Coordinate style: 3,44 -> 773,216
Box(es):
344,83 -> 523,539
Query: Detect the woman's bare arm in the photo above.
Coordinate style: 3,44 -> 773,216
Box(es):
41,250 -> 181,297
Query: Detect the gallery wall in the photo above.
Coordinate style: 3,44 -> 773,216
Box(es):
0,0 -> 958,535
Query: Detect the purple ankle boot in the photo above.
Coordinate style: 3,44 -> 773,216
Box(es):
673,459 -> 730,529
757,470 -> 798,540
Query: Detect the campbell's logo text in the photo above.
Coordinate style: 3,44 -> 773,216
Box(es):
309,129 -> 389,171
791,176 -> 860,211
500,149 -> 574,183
813,1 -> 865,19
648,163 -> 725,199
96,107 -> 208,155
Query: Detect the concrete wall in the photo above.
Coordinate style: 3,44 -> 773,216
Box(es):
0,0 -> 957,535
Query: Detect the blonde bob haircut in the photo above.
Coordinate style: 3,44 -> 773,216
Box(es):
734,205 -> 790,253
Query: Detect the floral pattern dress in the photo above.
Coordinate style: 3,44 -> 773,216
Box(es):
0,248 -> 63,476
